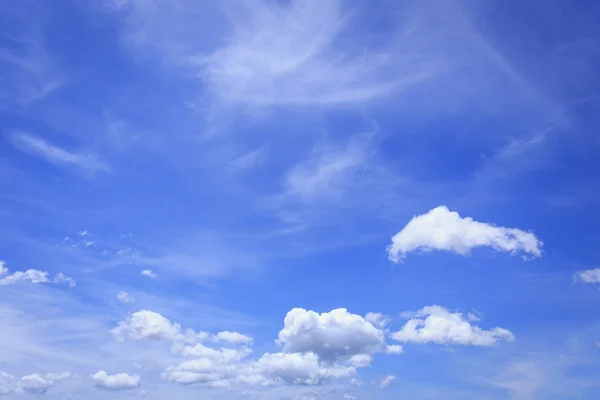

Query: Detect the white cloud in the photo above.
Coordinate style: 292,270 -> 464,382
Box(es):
379,374 -> 396,388
344,394 -> 356,400
0,372 -> 14,395
284,136 -> 370,201
193,1 -> 432,105
491,361 -> 544,400
391,305 -> 514,346
163,344 -> 253,387
0,261 -> 75,287
254,352 -> 354,386
111,310 -> 181,341
277,308 -> 384,364
9,132 -> 109,172
114,307 -> 400,390
575,268 -> 600,284
350,378 -> 364,387
385,344 -> 403,354
365,312 -> 390,329
387,206 -> 542,262
0,269 -> 48,285
45,372 -> 71,380
141,269 -> 158,279
53,272 -> 76,288
0,371 -> 70,396
176,343 -> 252,362
213,331 -> 253,345
117,291 -> 135,303
91,370 -> 140,391
19,374 -> 55,394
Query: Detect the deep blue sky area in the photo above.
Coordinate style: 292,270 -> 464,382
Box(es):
1,0 -> 600,399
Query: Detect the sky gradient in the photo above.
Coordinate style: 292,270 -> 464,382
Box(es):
1,0 -> 600,399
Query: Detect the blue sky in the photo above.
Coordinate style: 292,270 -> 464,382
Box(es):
1,0 -> 600,398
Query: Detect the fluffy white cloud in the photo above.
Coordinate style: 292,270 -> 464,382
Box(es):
379,374 -> 396,388
387,206 -> 542,262
118,307 -> 397,390
91,370 -> 140,390
176,343 -> 252,362
0,371 -> 70,395
141,269 -> 158,278
278,308 -> 384,364
117,291 -> 135,303
385,344 -> 403,354
0,269 -> 49,285
0,372 -> 14,395
344,394 -> 356,400
364,312 -> 390,329
391,305 -> 514,346
575,268 -> 600,284
254,352 -> 354,386
163,345 -> 253,388
0,260 -> 75,287
19,374 -> 54,394
112,310 -> 181,341
213,331 -> 253,345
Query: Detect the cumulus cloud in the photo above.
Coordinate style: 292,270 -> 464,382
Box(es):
91,370 -> 140,390
176,343 -> 252,362
141,269 -> 158,279
0,371 -> 70,395
117,307 -> 395,389
385,344 -> 403,354
365,312 -> 391,329
117,291 -> 135,303
213,331 -> 253,345
379,374 -> 396,388
278,308 -> 384,364
575,268 -> 600,284
112,310 -> 181,341
254,352 -> 354,386
387,206 -> 542,262
19,374 -> 55,394
391,305 -> 514,346
0,260 -> 75,287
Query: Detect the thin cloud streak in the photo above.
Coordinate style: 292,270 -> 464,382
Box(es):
9,132 -> 110,172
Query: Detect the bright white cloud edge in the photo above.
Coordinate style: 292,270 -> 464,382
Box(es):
387,206 -> 543,262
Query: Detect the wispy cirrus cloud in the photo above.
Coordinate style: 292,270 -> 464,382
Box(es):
112,0 -> 438,108
0,11 -> 63,108
9,132 -> 110,172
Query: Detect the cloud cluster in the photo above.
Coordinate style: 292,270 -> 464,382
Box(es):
388,206 -> 542,262
112,307 -> 403,389
0,260 -> 75,287
0,371 -> 70,395
391,305 -> 514,346
277,308 -> 385,365
91,370 -> 140,391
